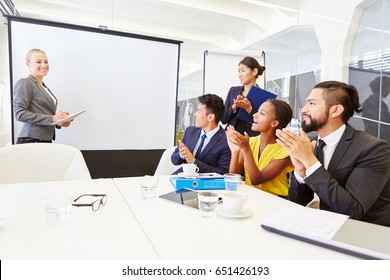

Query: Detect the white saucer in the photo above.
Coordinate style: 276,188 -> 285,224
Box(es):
178,172 -> 199,178
0,217 -> 5,228
216,206 -> 253,219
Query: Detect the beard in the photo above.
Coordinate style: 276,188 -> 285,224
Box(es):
301,114 -> 328,133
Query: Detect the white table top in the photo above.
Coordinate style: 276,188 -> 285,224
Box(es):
1,176 -> 388,260
0,178 -> 158,259
113,176 -> 361,260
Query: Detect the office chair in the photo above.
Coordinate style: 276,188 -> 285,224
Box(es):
0,143 -> 91,184
154,146 -> 180,176
307,194 -> 320,209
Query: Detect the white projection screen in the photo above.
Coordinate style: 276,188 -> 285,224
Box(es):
203,50 -> 265,101
9,17 -> 180,150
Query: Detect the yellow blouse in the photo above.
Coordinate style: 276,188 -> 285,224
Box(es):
244,135 -> 294,196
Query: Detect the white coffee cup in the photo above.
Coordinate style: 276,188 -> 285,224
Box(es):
222,191 -> 247,214
182,163 -> 199,176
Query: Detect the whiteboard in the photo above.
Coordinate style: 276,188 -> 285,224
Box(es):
203,49 -> 265,101
9,17 -> 181,150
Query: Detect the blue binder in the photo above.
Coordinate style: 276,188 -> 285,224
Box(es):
236,86 -> 277,124
169,176 -> 226,190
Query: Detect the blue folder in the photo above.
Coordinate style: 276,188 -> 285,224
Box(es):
236,86 -> 277,124
169,176 -> 225,190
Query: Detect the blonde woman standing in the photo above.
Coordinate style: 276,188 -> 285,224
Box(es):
13,48 -> 71,144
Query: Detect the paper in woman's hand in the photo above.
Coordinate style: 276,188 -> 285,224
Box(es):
52,108 -> 88,125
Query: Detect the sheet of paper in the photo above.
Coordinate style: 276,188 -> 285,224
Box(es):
52,108 -> 88,125
261,204 -> 349,240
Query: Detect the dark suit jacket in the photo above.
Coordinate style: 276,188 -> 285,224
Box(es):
13,75 -> 58,141
289,124 -> 390,227
220,86 -> 259,136
171,126 -> 231,175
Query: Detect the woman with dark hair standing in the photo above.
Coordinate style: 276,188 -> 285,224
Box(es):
221,56 -> 266,136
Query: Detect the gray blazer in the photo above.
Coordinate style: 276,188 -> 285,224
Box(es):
13,75 -> 58,141
289,124 -> 390,227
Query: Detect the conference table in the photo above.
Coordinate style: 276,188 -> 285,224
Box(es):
0,178 -> 158,259
113,176 -> 373,260
0,176 -> 389,260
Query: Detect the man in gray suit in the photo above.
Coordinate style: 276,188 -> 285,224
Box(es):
276,81 -> 390,227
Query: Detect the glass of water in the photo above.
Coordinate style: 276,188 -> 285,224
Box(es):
197,191 -> 219,218
44,195 -> 73,228
224,173 -> 241,191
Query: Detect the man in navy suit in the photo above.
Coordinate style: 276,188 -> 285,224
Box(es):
171,94 -> 231,175
276,81 -> 390,227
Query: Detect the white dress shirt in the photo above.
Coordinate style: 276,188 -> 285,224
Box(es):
193,126 -> 219,155
179,126 -> 220,160
295,124 -> 346,182
42,84 -> 57,105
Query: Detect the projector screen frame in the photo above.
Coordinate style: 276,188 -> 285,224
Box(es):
7,15 -> 182,150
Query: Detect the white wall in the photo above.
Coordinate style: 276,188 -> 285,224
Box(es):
204,49 -> 265,101
0,21 -> 11,147
299,0 -> 367,81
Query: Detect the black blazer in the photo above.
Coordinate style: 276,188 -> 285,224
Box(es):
289,124 -> 390,227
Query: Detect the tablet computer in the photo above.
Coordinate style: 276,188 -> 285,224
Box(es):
159,188 -> 200,209
159,188 -> 222,209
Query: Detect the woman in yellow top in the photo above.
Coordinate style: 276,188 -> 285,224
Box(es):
227,99 -> 293,197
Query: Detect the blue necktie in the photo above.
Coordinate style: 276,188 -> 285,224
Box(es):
195,134 -> 207,158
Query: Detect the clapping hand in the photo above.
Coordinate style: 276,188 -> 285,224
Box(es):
233,96 -> 253,113
275,127 -> 317,176
226,125 -> 250,152
178,140 -> 195,163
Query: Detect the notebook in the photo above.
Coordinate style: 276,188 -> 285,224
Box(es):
236,86 -> 277,124
261,205 -> 390,260
52,107 -> 88,125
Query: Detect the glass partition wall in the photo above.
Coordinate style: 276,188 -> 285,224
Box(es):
3,0 -> 390,144
177,0 -> 303,139
348,0 -> 390,143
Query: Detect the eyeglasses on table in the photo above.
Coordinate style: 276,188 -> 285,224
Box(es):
72,194 -> 107,212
